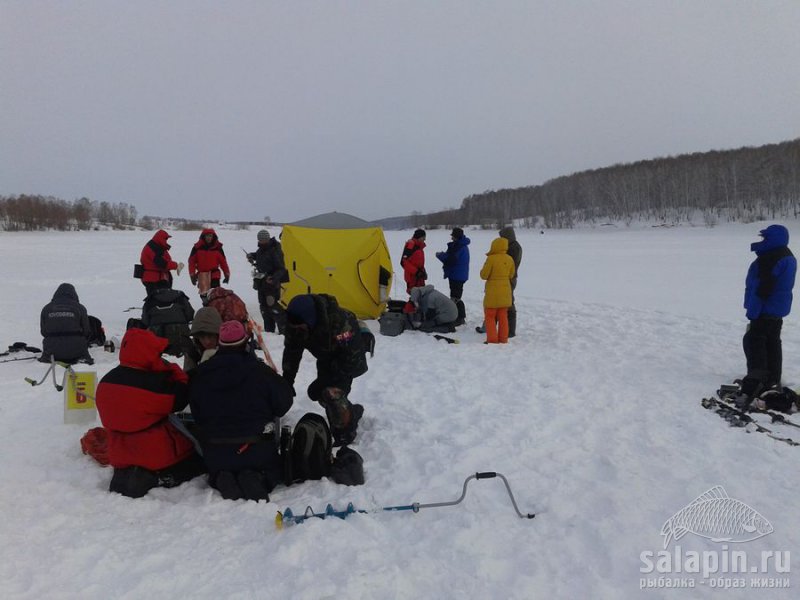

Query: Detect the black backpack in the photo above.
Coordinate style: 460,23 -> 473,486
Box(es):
284,413 -> 332,484
141,289 -> 195,356
87,315 -> 106,347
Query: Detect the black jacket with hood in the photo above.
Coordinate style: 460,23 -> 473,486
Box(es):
40,283 -> 91,363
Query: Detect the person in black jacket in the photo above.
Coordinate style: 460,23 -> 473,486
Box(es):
39,283 -> 93,364
189,320 -> 293,501
282,294 -> 367,446
247,230 -> 289,333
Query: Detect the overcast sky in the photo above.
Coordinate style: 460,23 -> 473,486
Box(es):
1,1 -> 799,223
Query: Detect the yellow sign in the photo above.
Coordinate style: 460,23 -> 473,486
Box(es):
64,370 -> 96,424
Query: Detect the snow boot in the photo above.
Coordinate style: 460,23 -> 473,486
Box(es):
109,466 -> 158,498
324,397 -> 364,447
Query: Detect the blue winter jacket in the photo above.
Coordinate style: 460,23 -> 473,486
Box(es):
436,236 -> 471,283
744,224 -> 797,320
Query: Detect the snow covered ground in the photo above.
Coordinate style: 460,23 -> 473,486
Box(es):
0,223 -> 797,599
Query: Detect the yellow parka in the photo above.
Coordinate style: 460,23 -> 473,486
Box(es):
480,237 -> 516,308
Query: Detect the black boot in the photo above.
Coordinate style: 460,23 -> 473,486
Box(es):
323,396 -> 364,446
109,466 -> 158,498
508,308 -> 516,338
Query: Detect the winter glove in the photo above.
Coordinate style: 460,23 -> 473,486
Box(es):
176,262 -> 185,276
223,275 -> 230,284
190,274 -> 198,286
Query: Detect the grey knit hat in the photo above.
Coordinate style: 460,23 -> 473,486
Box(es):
257,229 -> 271,242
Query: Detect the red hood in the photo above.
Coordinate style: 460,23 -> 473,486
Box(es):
152,229 -> 171,249
119,328 -> 171,371
196,228 -> 221,248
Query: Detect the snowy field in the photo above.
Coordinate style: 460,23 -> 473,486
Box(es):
0,222 -> 797,599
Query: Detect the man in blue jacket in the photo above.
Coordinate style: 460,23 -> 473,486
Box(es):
436,226 -> 470,307
742,224 -> 797,398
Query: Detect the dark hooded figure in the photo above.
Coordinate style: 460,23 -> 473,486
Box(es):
39,283 -> 93,364
741,224 -> 797,398
282,294 -> 367,446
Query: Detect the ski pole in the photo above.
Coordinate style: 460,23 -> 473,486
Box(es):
276,471 -> 535,528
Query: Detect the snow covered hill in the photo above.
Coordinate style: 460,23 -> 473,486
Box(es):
0,224 -> 796,599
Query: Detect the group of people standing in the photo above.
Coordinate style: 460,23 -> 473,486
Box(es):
400,225 -> 523,343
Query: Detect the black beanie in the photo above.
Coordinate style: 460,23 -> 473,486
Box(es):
451,227 -> 464,239
413,229 -> 426,239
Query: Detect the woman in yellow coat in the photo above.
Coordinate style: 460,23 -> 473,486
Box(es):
480,237 -> 516,343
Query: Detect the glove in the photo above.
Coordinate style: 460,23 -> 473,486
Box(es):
223,275 -> 230,284
190,274 -> 198,286
176,262 -> 185,276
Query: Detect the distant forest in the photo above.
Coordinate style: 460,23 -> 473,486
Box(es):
396,138 -> 800,230
0,195 -> 236,232
4,138 -> 798,232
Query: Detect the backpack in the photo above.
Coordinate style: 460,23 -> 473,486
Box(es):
205,288 -> 248,323
142,289 -> 195,356
87,315 -> 106,347
284,413 -> 332,484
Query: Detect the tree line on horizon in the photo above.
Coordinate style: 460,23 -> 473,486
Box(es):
402,138 -> 800,229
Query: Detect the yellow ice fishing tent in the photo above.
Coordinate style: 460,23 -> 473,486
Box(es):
281,212 -> 393,319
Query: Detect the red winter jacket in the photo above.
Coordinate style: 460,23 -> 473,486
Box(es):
140,230 -> 178,284
401,238 -> 426,293
188,228 -> 230,282
96,329 -> 194,470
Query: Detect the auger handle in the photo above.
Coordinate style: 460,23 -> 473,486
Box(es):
475,471 -> 497,479
24,377 -> 36,386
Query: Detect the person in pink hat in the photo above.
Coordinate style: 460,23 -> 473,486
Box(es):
188,320 -> 293,501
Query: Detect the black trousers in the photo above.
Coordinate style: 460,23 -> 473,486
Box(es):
743,317 -> 783,387
448,280 -> 465,300
257,281 -> 286,333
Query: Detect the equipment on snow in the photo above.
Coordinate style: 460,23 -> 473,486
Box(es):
717,383 -> 800,426
275,471 -> 535,528
25,357 -> 71,391
285,412 -> 332,484
701,395 -> 799,447
0,342 -> 41,360
433,334 -> 459,344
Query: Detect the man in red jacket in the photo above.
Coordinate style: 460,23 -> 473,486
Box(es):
188,228 -> 230,294
400,229 -> 427,294
140,229 -> 184,296
96,328 -> 204,498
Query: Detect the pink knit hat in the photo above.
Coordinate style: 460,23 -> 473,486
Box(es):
218,320 -> 247,346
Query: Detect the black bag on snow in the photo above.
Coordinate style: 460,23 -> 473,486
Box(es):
284,413 -> 332,484
759,387 -> 800,413
87,315 -> 106,347
141,289 -> 195,356
330,446 -> 365,486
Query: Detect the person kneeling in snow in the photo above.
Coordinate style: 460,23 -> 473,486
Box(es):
405,285 -> 459,333
282,294 -> 367,446
95,328 -> 205,498
189,321 -> 293,501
